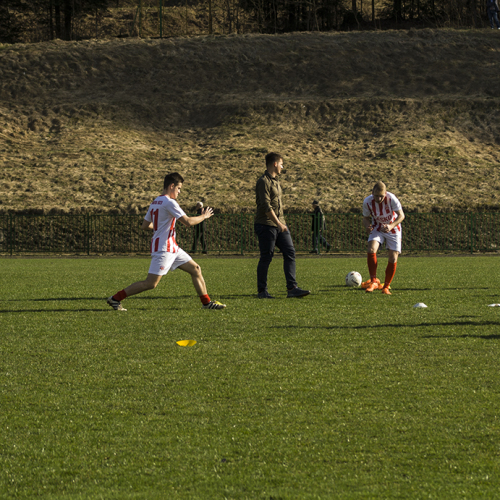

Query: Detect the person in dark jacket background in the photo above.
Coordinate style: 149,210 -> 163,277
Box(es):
190,201 -> 207,254
487,0 -> 500,28
311,200 -> 331,254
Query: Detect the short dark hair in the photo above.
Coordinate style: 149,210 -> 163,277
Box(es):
164,172 -> 184,189
265,152 -> 282,168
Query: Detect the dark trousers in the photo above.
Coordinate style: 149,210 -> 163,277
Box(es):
488,10 -> 500,28
191,227 -> 206,252
313,231 -> 329,251
255,223 -> 297,292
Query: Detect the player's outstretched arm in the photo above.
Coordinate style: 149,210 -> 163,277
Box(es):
142,220 -> 154,231
179,207 -> 214,227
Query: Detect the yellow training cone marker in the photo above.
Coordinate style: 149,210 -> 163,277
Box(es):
176,340 -> 197,347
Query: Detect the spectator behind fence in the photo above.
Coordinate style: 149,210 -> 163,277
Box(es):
487,0 -> 500,28
310,200 -> 331,254
191,201 -> 207,254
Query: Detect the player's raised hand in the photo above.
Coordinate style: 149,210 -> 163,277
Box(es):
202,207 -> 214,219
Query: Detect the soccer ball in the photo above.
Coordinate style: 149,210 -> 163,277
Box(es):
345,271 -> 362,287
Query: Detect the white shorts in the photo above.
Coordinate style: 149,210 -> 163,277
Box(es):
148,249 -> 192,276
368,229 -> 402,253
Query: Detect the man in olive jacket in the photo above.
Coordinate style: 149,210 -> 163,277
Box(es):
254,152 -> 310,299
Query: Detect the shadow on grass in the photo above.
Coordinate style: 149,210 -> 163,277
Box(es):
329,286 -> 491,292
0,308 -> 112,313
0,305 -> 186,313
3,295 -> 193,302
8,293 -> 254,301
422,333 -> 500,339
271,320 -> 500,332
0,296 -> 193,313
220,294 -> 258,299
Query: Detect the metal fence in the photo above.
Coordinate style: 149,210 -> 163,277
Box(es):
0,213 -> 499,255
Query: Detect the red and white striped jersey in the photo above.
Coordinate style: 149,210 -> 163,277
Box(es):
144,195 -> 186,254
362,192 -> 403,234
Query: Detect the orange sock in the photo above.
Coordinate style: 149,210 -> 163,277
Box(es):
200,294 -> 211,305
113,290 -> 127,301
384,262 -> 397,288
367,253 -> 378,281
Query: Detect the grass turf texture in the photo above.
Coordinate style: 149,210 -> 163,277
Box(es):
1,256 -> 499,499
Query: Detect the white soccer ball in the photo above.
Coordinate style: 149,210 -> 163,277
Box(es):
345,271 -> 362,287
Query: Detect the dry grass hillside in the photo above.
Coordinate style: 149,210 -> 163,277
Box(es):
1,28 -> 500,215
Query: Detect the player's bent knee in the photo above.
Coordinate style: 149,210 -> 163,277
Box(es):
145,277 -> 160,290
186,262 -> 202,276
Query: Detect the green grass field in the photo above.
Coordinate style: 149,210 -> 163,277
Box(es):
1,256 -> 500,499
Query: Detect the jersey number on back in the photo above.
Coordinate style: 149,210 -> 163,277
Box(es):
150,209 -> 159,231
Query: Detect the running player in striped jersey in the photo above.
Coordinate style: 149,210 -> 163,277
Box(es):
107,172 -> 226,311
362,181 -> 405,295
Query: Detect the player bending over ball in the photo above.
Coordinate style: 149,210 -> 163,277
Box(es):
107,172 -> 226,311
362,181 -> 405,295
